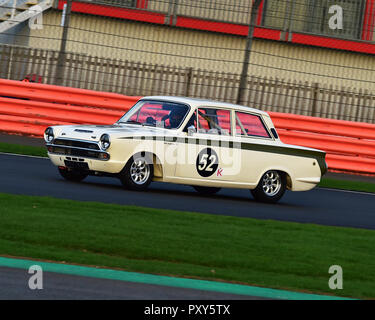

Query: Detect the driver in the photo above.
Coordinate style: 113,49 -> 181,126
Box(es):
166,108 -> 186,129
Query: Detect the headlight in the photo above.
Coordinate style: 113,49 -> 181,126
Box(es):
100,134 -> 111,151
44,127 -> 54,143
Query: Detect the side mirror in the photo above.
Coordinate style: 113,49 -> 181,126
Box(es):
187,126 -> 196,136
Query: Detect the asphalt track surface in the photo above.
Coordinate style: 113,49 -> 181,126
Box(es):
0,267 -> 259,300
0,153 -> 374,230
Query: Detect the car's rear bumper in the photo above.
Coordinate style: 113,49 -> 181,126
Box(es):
291,177 -> 321,191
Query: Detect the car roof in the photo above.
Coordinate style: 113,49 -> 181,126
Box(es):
141,96 -> 269,116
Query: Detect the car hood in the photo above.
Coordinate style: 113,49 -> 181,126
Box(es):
52,124 -> 175,142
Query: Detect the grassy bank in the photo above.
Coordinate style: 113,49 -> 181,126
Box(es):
319,177 -> 375,193
0,192 -> 374,299
0,142 -> 46,157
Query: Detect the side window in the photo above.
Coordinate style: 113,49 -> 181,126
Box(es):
216,109 -> 231,135
197,109 -> 210,133
196,108 -> 231,135
235,112 -> 271,138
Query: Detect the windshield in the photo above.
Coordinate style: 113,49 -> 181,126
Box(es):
117,100 -> 190,129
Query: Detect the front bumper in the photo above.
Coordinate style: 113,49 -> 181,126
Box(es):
48,153 -> 125,174
46,139 -> 124,174
46,144 -> 110,161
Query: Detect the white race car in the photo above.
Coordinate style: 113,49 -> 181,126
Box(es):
45,96 -> 327,203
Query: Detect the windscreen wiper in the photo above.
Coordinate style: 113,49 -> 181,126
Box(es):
120,120 -> 142,125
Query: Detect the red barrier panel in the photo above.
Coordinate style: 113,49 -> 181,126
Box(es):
270,112 -> 375,175
0,79 -> 140,111
278,130 -> 375,158
1,79 -> 375,174
0,114 -> 72,136
269,111 -> 375,140
326,154 -> 375,174
0,97 -> 122,125
0,79 -> 134,136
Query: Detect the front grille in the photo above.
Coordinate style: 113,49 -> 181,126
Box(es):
49,146 -> 103,159
47,139 -> 109,161
54,139 -> 100,150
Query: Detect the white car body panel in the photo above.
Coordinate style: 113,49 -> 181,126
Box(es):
46,96 -> 327,193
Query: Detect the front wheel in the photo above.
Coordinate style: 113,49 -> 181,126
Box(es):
251,170 -> 286,203
58,167 -> 88,182
193,186 -> 221,195
119,154 -> 154,191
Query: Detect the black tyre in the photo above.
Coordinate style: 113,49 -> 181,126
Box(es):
58,167 -> 88,182
119,154 -> 154,191
193,186 -> 221,195
251,170 -> 286,203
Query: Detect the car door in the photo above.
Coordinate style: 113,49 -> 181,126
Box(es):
175,107 -> 240,182
233,111 -> 275,184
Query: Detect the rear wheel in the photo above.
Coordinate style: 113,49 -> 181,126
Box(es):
119,154 -> 154,191
193,186 -> 221,195
251,170 -> 286,203
58,167 -> 88,182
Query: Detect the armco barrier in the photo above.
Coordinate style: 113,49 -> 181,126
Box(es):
0,79 -> 375,174
0,79 -> 136,136
0,79 -> 140,111
269,112 -> 375,174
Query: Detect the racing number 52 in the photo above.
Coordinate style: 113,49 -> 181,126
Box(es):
198,154 -> 217,172
196,148 -> 219,177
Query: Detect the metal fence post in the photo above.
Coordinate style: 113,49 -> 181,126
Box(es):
185,67 -> 193,96
236,0 -> 262,105
10,0 -> 17,20
165,0 -> 178,26
171,0 -> 178,26
55,0 -> 73,86
285,0 -> 296,41
311,82 -> 319,117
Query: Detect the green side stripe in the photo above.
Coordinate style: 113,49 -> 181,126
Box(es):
119,136 -> 327,175
0,257 -> 351,300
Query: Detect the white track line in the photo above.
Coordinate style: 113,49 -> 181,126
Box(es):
317,187 -> 375,196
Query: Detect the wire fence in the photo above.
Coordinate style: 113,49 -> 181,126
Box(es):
76,0 -> 374,41
0,0 -> 374,123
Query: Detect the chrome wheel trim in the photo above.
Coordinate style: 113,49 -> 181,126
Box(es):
262,171 -> 281,197
130,157 -> 150,185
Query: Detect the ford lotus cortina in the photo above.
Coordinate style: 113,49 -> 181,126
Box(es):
45,96 -> 327,203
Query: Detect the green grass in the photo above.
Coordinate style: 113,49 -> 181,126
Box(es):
319,177 -> 375,193
0,192 -> 374,299
0,142 -> 46,157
